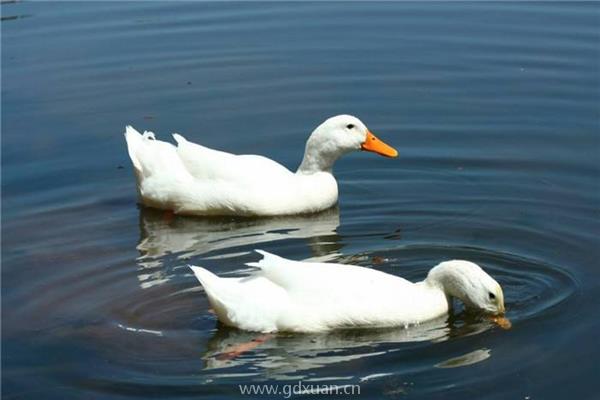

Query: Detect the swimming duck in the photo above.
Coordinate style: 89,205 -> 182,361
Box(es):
190,251 -> 508,333
124,115 -> 397,216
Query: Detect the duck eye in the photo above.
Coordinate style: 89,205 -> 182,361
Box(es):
346,124 -> 355,130
488,292 -> 496,300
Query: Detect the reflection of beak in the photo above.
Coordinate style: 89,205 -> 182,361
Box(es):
361,131 -> 398,158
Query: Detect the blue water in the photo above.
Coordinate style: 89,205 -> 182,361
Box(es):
2,1 -> 599,399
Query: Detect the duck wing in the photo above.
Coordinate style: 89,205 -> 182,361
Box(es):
173,134 -> 294,182
246,250 -> 412,296
245,250 -> 421,331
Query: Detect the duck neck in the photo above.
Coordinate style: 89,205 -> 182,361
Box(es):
296,136 -> 347,175
425,263 -> 468,302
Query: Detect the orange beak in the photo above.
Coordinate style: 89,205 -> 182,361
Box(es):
361,131 -> 398,158
490,315 -> 512,330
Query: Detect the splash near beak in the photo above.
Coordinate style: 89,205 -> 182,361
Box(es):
361,131 -> 398,158
490,315 -> 512,330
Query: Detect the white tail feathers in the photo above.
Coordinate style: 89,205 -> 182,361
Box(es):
245,250 -> 284,269
125,125 -> 139,136
124,125 -> 159,171
172,133 -> 187,145
124,125 -> 184,180
124,125 -> 144,171
188,265 -> 241,328
189,265 -> 219,288
143,131 -> 155,140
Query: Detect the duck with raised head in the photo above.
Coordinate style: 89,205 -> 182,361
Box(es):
124,115 -> 397,216
190,251 -> 510,333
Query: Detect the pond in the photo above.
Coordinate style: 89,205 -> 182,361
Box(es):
2,1 -> 599,399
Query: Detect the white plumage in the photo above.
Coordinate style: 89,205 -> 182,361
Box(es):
124,115 -> 397,216
190,250 -> 507,333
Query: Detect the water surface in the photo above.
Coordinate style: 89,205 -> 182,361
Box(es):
2,2 -> 599,399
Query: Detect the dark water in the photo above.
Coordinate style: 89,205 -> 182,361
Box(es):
2,1 -> 599,399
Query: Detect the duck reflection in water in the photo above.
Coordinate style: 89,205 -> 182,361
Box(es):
200,311 -> 500,379
134,207 -> 343,289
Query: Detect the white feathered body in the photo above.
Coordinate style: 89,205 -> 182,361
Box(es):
124,127 -> 338,216
191,251 -> 450,333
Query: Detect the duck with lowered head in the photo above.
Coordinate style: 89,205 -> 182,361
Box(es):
124,115 -> 397,216
190,251 -> 511,333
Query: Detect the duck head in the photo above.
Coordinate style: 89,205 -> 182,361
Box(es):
426,260 -> 507,316
297,115 -> 397,174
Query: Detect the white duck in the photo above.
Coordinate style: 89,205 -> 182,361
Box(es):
190,251 -> 509,333
124,115 -> 397,216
